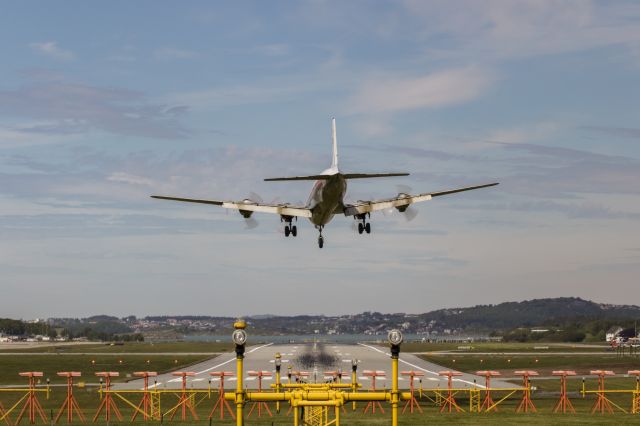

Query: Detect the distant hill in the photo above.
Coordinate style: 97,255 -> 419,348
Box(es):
37,297 -> 640,341
414,297 -> 640,331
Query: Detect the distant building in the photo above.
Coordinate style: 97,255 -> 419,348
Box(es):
606,326 -> 624,342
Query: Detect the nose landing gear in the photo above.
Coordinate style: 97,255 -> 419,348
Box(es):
316,225 -> 324,248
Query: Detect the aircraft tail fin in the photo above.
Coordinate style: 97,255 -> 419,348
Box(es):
331,117 -> 338,169
264,118 -> 409,181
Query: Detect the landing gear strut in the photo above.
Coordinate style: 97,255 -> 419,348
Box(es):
317,225 -> 324,248
356,213 -> 371,235
282,216 -> 297,238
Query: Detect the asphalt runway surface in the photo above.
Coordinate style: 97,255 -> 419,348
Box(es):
115,342 -> 514,390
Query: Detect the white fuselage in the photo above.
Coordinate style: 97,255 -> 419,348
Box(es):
306,170 -> 347,226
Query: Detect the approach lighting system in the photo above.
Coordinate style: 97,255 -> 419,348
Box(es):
388,329 -> 403,346
275,353 -> 282,368
232,329 -> 247,346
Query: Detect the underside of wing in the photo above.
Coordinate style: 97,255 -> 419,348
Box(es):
151,195 -> 311,218
343,182 -> 498,216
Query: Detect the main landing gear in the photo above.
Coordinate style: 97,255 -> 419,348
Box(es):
317,225 -> 324,248
282,216 -> 297,237
356,213 -> 371,235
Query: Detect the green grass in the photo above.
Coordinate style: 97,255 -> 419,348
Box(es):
0,354 -> 211,386
0,388 -> 637,425
402,341 -> 611,353
418,354 -> 640,376
0,341 -> 233,353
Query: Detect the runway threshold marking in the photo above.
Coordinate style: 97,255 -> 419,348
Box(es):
147,343 -> 273,389
357,343 -> 485,389
194,343 -> 273,375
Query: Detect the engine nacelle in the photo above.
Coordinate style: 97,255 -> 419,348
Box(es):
238,209 -> 253,219
395,192 -> 410,212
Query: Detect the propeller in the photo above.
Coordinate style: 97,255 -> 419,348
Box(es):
244,217 -> 259,229
241,192 -> 264,229
395,184 -> 418,222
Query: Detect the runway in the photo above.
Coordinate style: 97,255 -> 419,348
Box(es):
115,342 -> 514,390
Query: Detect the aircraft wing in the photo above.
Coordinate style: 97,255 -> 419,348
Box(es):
151,195 -> 312,218
342,182 -> 499,216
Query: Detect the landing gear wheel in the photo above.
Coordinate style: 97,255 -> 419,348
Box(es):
284,226 -> 290,237
318,236 -> 324,248
365,222 -> 371,234
291,226 -> 297,237
358,223 -> 364,234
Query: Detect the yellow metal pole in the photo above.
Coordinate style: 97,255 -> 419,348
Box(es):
388,330 -> 403,426
391,346 -> 399,426
232,319 -> 247,426
275,353 -> 282,413
236,355 -> 244,425
351,359 -> 357,411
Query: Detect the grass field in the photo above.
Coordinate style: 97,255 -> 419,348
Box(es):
1,343 -> 638,424
418,353 -> 640,377
0,387 -> 637,425
0,341 -> 234,354
0,354 -> 212,386
402,341 -> 611,353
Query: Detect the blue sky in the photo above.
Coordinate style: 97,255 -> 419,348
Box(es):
1,1 -> 639,318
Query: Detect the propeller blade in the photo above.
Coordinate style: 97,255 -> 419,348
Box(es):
396,184 -> 413,195
403,206 -> 418,222
244,217 -> 259,229
395,184 -> 418,221
248,191 -> 264,203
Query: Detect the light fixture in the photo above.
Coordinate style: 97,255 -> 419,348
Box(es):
232,329 -> 247,346
388,329 -> 403,346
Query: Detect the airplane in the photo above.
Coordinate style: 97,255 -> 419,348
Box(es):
151,119 -> 498,248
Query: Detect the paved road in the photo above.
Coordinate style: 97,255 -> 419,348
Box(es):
115,343 -> 514,391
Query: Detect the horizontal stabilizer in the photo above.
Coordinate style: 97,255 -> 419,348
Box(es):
264,175 -> 332,181
343,172 -> 409,179
264,172 -> 409,181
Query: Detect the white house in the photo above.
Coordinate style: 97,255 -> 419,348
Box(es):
606,326 -> 624,342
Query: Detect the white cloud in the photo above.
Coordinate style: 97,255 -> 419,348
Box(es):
404,0 -> 640,60
29,41 -> 75,60
347,66 -> 495,115
107,172 -> 154,187
351,116 -> 393,138
0,80 -> 190,139
168,80 -> 326,109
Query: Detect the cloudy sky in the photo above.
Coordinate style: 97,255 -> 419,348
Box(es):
1,1 -> 639,318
